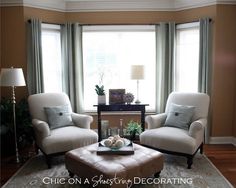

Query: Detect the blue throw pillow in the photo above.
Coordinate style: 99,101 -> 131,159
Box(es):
164,103 -> 195,130
44,104 -> 74,130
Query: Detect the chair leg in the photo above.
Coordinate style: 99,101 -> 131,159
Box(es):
154,171 -> 161,178
34,143 -> 39,155
187,156 -> 193,169
68,171 -> 74,178
45,155 -> 51,169
200,143 -> 203,154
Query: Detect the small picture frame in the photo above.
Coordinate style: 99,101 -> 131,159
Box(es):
109,89 -> 126,104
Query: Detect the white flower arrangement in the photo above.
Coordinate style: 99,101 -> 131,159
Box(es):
123,92 -> 134,104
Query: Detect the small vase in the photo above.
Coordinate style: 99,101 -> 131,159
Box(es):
98,95 -> 106,105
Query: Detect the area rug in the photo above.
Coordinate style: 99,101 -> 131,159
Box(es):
3,153 -> 233,188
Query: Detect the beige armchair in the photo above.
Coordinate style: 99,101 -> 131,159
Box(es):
28,93 -> 98,168
140,92 -> 210,169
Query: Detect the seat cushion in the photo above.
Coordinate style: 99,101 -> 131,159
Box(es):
140,127 -> 199,155
41,126 -> 98,154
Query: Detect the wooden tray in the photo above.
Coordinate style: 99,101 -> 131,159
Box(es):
97,142 -> 134,155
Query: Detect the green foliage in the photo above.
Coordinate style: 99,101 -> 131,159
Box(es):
0,97 -> 34,149
0,98 -> 12,128
126,120 -> 142,135
95,85 -> 105,96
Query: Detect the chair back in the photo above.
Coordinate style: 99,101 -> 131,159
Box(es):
28,93 -> 72,122
165,92 -> 210,121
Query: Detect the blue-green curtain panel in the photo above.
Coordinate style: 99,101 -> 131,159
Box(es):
156,22 -> 176,113
61,23 -> 84,113
199,18 -> 212,144
27,18 -> 44,94
199,18 -> 211,94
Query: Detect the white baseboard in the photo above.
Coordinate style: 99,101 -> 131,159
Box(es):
209,136 -> 236,146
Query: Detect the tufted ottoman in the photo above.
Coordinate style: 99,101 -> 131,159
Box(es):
65,143 -> 163,188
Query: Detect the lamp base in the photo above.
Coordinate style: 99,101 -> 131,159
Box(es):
135,100 -> 141,104
8,155 -> 24,165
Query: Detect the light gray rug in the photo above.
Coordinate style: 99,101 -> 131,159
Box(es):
3,153 -> 233,188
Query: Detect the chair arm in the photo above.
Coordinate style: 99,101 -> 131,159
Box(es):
32,119 -> 51,139
145,113 -> 167,129
71,113 -> 93,129
189,118 -> 207,138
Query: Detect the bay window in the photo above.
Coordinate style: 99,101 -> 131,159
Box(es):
40,22 -> 200,112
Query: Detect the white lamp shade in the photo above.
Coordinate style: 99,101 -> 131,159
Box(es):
131,65 -> 144,80
0,68 -> 26,87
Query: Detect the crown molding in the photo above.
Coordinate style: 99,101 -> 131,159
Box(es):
174,0 -> 216,11
0,0 -> 65,11
174,0 -> 236,10
23,0 -> 65,12
1,0 -> 236,12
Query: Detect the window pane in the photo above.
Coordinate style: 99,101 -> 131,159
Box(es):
175,26 -> 199,92
42,26 -> 62,93
83,26 -> 156,111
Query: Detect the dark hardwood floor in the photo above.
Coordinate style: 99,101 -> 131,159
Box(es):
0,145 -> 36,186
1,144 -> 236,187
203,144 -> 236,187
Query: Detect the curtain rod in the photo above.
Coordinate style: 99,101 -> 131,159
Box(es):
27,20 -> 157,25
27,18 -> 212,26
176,18 -> 212,25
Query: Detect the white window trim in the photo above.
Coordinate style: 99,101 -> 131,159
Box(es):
176,22 -> 199,30
83,25 -> 155,32
42,23 -> 61,30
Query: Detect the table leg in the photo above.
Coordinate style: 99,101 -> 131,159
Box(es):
141,108 -> 145,132
98,110 -> 102,141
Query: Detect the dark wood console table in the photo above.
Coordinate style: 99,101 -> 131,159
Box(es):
94,104 -> 149,141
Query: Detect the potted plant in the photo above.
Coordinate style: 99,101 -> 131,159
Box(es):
95,85 -> 106,104
126,120 -> 142,141
0,98 -> 34,156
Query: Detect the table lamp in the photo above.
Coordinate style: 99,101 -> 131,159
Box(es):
131,65 -> 144,104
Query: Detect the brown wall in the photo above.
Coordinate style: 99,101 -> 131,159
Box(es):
66,11 -> 175,24
235,83 -> 236,137
1,5 -> 236,137
1,7 -> 27,100
66,6 -> 216,24
211,5 -> 236,136
23,7 -> 65,23
233,84 -> 236,137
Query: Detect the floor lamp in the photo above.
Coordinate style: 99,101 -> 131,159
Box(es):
0,67 -> 26,163
131,65 -> 144,104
